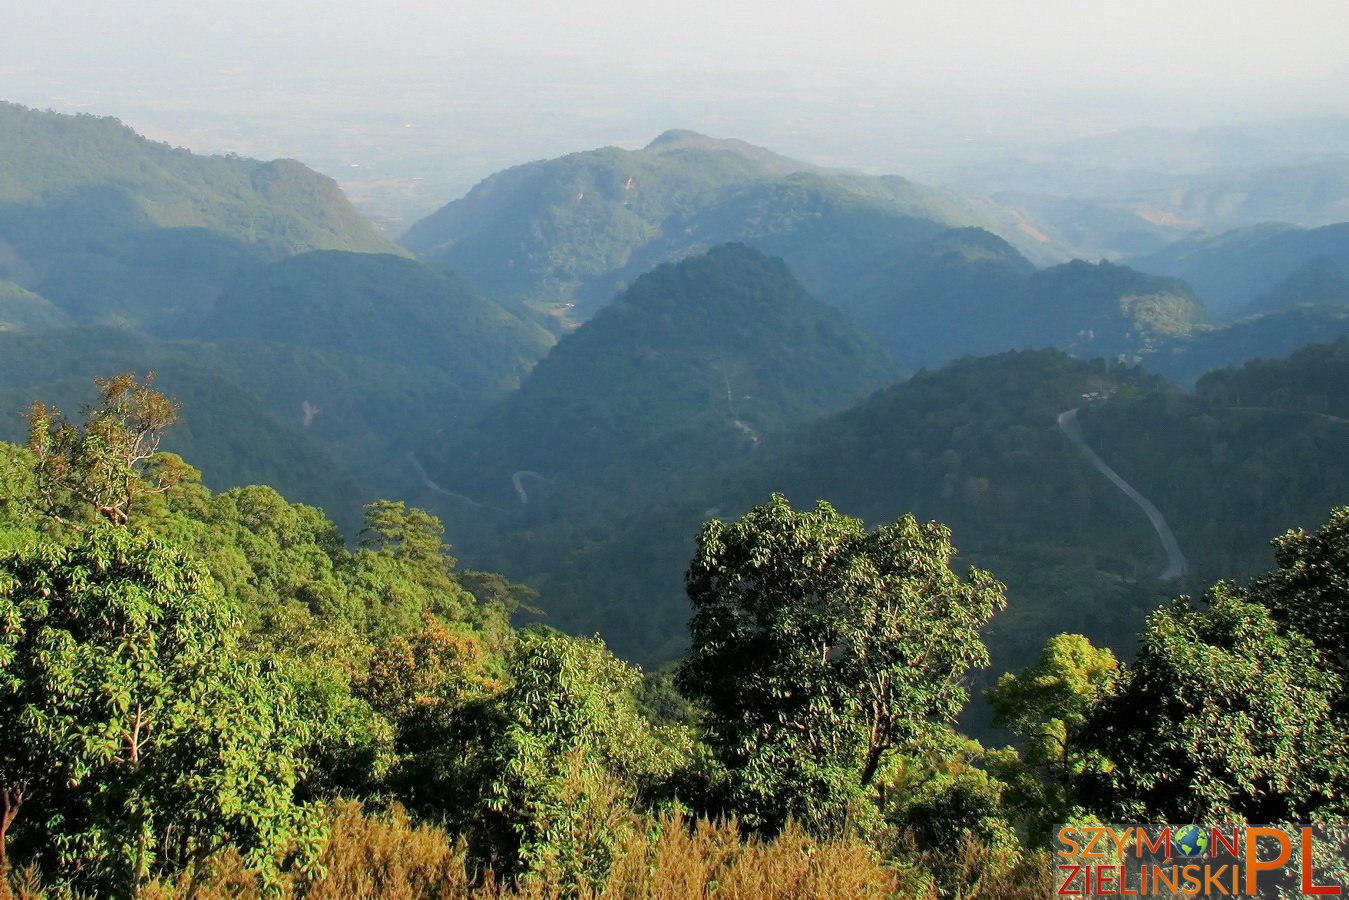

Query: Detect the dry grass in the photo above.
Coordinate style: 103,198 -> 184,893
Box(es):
4,802 -> 1063,898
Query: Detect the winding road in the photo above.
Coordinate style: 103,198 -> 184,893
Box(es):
406,451 -> 508,513
511,470 -> 547,505
1057,408 -> 1190,581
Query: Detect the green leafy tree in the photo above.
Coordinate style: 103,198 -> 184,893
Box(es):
1253,507 -> 1349,687
0,525 -> 320,894
26,373 -> 191,527
1080,583 -> 1347,822
881,731 -> 1022,897
676,494 -> 1006,835
987,634 -> 1118,839
483,629 -> 689,886
346,500 -> 478,637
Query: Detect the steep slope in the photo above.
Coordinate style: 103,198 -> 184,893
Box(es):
1129,222 -> 1349,318
0,328 -> 370,531
540,346 -> 1349,673
1242,254 -> 1349,316
1145,306 -> 1349,386
401,130 -> 996,320
196,251 -> 551,393
0,102 -> 401,330
836,230 -> 1208,369
423,244 -> 897,512
1017,259 -> 1209,359
0,102 -> 397,254
541,351 -> 1174,665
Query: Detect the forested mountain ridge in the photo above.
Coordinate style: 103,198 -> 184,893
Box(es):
0,328 -> 372,530
836,229 -> 1209,369
421,244 -> 897,517
0,103 -> 562,517
1130,220 -> 1349,317
0,102 -> 401,333
533,344 -> 1349,673
400,130 -> 1004,320
2,95 -> 1349,896
0,102 -> 398,256
193,250 -> 551,397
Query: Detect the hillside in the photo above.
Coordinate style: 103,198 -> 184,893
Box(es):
0,102 -> 397,255
835,230 -> 1208,369
1129,221 -> 1349,318
401,130 -> 999,320
422,244 -> 896,512
0,328 -> 369,530
0,102 -> 401,331
533,346 -> 1349,672
196,251 -> 552,395
1145,305 -> 1349,386
538,351 -> 1174,665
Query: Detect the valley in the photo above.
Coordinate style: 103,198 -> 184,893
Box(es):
3,96 -> 1349,896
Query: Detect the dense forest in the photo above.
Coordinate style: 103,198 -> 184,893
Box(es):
2,375 -> 1348,897
3,101 -> 1349,896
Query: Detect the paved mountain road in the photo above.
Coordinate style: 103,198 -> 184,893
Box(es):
1057,408 -> 1190,581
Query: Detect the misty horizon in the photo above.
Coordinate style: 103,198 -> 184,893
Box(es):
5,1 -> 1349,228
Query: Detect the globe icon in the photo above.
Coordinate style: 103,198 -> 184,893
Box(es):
1173,825 -> 1208,858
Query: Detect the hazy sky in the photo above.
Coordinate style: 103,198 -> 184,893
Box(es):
5,1 -> 1348,223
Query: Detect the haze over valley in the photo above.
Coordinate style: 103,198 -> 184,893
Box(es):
4,3 -> 1349,895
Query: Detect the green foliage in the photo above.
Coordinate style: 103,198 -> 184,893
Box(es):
546,350 -> 1171,671
987,635 -> 1118,839
0,525 -> 320,893
1080,583 -> 1347,822
1254,505 -> 1349,685
26,371 -> 188,526
881,733 -> 1022,897
484,629 -> 690,885
677,494 -> 1005,835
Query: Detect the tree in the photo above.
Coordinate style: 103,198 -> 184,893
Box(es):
0,525 -> 320,894
347,501 -> 477,636
988,634 -> 1118,839
1253,507 -> 1349,687
483,629 -> 689,886
1079,584 -> 1347,823
676,494 -> 1006,835
26,373 -> 190,527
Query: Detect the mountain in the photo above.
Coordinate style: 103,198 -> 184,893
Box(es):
1129,222 -> 1349,318
0,102 -> 397,255
0,328 -> 369,530
421,244 -> 896,511
834,229 -> 1208,369
195,251 -> 551,395
1242,254 -> 1349,316
0,103 -> 562,508
401,130 -> 1003,321
531,344 -> 1349,671
1144,306 -> 1349,386
0,102 -> 401,331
